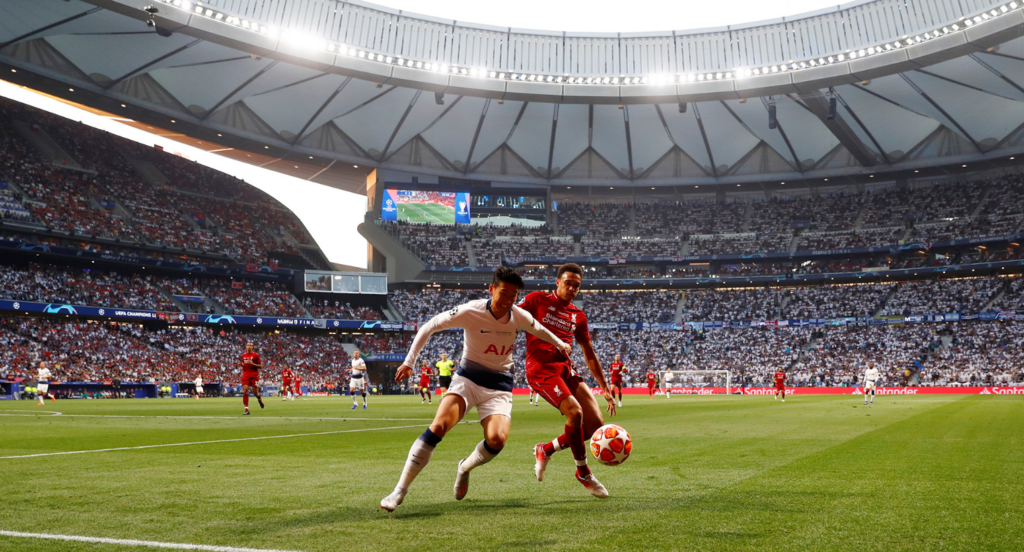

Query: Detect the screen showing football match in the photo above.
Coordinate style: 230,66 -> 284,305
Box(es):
381,189 -> 471,224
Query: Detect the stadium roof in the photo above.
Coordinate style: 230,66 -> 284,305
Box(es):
2,0 -> 1024,188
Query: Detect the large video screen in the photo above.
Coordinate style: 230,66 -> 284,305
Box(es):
381,189 -> 471,224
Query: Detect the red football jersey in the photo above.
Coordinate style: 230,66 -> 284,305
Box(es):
647,373 -> 657,386
241,352 -> 261,373
281,368 -> 293,382
420,367 -> 431,378
519,291 -> 591,366
610,362 -> 625,380
774,371 -> 786,385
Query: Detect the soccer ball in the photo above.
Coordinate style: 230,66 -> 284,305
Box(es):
590,424 -> 631,466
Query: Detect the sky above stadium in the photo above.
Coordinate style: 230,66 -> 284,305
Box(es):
374,0 -> 845,33
0,79 -> 368,269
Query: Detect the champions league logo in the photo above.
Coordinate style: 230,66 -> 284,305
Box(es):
382,199 -> 397,213
458,201 -> 468,215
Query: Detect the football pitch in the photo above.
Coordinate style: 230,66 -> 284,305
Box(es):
1,395 -> 1022,551
397,202 -> 455,224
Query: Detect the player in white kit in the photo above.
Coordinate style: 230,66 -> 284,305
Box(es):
380,268 -> 571,512
863,363 -> 879,406
36,361 -> 55,405
194,376 -> 204,400
350,349 -> 368,410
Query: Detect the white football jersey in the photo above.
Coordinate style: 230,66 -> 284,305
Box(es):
351,357 -> 366,373
864,368 -> 879,383
404,299 -> 566,374
194,377 -> 203,387
37,367 -> 52,381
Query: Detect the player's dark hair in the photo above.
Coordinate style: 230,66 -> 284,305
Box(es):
492,266 -> 524,290
557,263 -> 583,280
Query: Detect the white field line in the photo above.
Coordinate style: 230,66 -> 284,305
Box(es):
0,530 -> 305,552
0,424 -> 426,459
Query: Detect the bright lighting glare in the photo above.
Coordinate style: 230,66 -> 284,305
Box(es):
0,79 -> 367,268
373,0 -> 845,32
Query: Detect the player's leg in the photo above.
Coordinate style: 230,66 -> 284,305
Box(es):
241,383 -> 250,413
382,393 -> 466,511
253,382 -> 264,408
870,387 -> 875,404
361,389 -> 367,408
455,406 -> 510,500
350,385 -> 359,409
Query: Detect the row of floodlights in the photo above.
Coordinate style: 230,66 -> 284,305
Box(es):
159,0 -> 1020,85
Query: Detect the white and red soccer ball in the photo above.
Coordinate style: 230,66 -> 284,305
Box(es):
590,424 -> 631,466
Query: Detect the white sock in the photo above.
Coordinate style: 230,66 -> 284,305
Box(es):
353,394 -> 359,404
397,430 -> 442,490
459,440 -> 501,473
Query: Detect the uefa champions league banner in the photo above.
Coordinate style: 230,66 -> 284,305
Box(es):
380,189 -> 399,221
454,192 -> 471,224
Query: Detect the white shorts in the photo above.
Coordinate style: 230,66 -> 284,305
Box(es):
350,377 -> 366,391
447,373 -> 513,420
196,386 -> 204,393
864,381 -> 877,390
37,383 -> 48,393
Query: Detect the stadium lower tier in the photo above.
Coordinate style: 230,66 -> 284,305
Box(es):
2,315 -> 1020,392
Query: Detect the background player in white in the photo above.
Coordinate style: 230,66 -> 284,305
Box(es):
36,361 -> 55,405
529,387 -> 540,406
350,349 -> 368,410
663,371 -> 674,398
194,375 -> 203,400
380,268 -> 570,512
863,363 -> 880,405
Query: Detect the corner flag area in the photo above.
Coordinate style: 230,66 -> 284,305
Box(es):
1,395 -> 1021,551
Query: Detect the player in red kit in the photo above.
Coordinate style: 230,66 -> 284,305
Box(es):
519,263 -> 615,499
294,375 -> 303,397
646,369 -> 658,398
281,368 -> 294,401
774,369 -> 787,402
608,355 -> 626,408
240,342 -> 265,415
418,363 -> 433,404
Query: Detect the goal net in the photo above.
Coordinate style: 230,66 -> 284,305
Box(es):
658,370 -> 731,397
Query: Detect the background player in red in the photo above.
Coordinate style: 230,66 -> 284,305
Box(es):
519,263 -> 616,499
418,362 -> 434,404
646,369 -> 658,398
775,369 -> 787,402
608,354 -> 626,408
240,342 -> 265,415
280,367 -> 294,401
293,375 -> 303,398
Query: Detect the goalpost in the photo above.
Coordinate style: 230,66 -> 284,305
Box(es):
658,370 -> 731,397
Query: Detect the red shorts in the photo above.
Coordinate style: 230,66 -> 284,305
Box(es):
527,362 -> 585,407
610,378 -> 622,387
776,383 -> 786,390
283,380 -> 292,388
242,371 -> 259,387
419,378 -> 430,388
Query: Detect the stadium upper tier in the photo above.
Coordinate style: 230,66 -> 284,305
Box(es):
374,171 -> 1024,269
3,0 -> 1024,186
0,99 -> 328,269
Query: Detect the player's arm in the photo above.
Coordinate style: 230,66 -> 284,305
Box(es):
517,307 -> 572,357
395,307 -> 461,382
579,338 -> 616,414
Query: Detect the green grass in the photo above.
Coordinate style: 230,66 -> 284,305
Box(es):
0,395 -> 1022,551
398,202 -> 455,224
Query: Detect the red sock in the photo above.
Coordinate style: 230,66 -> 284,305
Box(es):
243,394 -> 249,408
565,424 -> 591,477
543,427 -> 573,457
